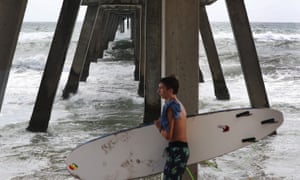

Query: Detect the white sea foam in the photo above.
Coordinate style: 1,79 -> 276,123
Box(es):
18,31 -> 54,42
212,31 -> 300,42
253,31 -> 300,42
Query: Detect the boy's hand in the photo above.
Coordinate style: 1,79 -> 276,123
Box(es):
154,119 -> 160,129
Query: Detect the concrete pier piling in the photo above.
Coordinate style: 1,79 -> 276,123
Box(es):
80,9 -> 105,81
119,17 -> 125,33
144,0 -> 162,123
63,6 -> 99,99
27,0 -> 81,132
199,5 -> 230,100
108,13 -> 120,41
162,0 -> 200,179
226,0 -> 269,108
137,2 -> 146,97
162,0 -> 199,113
126,16 -> 130,29
85,8 -> 106,63
133,9 -> 141,81
0,0 -> 27,111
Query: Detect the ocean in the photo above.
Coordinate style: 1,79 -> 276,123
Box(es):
0,22 -> 299,179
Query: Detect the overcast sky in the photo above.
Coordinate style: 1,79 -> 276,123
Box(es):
24,0 -> 300,22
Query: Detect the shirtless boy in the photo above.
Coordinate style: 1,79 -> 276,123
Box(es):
155,76 -> 189,180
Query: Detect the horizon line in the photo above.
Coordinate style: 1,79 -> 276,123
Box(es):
23,20 -> 300,23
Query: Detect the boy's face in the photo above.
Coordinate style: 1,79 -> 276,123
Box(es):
157,83 -> 173,99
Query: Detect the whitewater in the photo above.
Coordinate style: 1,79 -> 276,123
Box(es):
0,22 -> 299,179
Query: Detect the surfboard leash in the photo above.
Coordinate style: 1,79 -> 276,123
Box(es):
185,167 -> 195,180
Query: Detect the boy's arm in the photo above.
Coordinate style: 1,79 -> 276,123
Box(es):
161,108 -> 174,140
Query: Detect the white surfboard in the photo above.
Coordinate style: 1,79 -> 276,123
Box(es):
66,108 -> 283,180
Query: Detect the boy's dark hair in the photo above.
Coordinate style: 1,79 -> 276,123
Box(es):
160,76 -> 179,94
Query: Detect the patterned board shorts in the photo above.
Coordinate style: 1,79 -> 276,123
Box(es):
163,141 -> 190,180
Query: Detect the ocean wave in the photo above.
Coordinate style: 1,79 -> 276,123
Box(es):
12,54 -> 46,71
18,31 -> 54,42
211,32 -> 234,39
212,31 -> 300,42
253,31 -> 300,42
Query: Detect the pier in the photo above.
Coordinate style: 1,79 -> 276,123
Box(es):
0,0 -> 270,179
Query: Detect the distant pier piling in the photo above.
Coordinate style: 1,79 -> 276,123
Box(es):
126,16 -> 130,29
108,12 -> 119,41
137,2 -> 146,97
63,6 -> 99,99
0,0 -> 27,111
119,17 -> 125,33
133,9 -> 141,81
80,8 -> 105,81
86,8 -> 107,63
